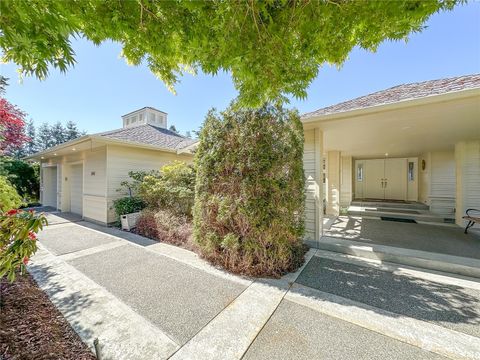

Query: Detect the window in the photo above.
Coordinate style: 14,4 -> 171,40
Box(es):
357,163 -> 364,181
408,162 -> 415,181
139,113 -> 144,123
149,113 -> 156,123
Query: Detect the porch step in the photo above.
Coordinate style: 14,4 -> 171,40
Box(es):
316,236 -> 480,279
347,206 -> 454,224
350,200 -> 429,211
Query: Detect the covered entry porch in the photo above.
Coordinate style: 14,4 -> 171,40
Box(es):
301,79 -> 480,275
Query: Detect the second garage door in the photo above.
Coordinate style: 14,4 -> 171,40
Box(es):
70,164 -> 83,215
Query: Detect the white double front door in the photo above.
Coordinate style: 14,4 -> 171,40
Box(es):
363,158 -> 408,200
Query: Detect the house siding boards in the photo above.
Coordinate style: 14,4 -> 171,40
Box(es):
303,129 -> 324,243
455,140 -> 480,225
105,145 -> 193,223
82,147 -> 108,223
430,151 -> 456,216
303,130 -> 317,241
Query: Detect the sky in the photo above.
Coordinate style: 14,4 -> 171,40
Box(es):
1,2 -> 479,136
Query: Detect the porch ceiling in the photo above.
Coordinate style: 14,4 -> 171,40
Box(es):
303,91 -> 480,158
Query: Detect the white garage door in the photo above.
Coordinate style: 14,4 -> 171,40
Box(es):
70,164 -> 83,215
42,167 -> 57,208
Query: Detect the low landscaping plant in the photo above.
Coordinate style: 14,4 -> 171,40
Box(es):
0,209 -> 47,282
139,161 -> 195,216
0,175 -> 23,211
193,103 -> 306,277
113,196 -> 145,217
136,209 -> 194,250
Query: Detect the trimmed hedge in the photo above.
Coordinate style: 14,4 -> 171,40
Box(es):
193,103 -> 306,277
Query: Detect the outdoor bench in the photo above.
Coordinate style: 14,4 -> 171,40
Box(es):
463,208 -> 480,234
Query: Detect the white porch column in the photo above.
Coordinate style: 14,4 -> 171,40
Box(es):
314,128 -> 324,241
455,140 -> 480,226
302,128 -> 323,247
326,151 -> 341,216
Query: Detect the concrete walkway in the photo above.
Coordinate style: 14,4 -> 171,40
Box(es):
29,214 -> 480,360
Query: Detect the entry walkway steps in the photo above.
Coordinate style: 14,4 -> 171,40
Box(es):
348,200 -> 454,224
318,236 -> 480,278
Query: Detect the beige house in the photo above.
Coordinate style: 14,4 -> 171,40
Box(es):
27,107 -> 195,224
302,74 -> 480,246
29,75 -> 479,244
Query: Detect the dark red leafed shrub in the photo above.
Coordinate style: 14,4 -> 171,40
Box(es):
136,209 -> 195,250
135,210 -> 159,239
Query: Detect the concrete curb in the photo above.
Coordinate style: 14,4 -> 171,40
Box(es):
29,245 -> 179,360
319,236 -> 480,278
286,283 -> 480,360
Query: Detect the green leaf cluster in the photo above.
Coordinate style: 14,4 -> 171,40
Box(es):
0,209 -> 47,282
139,161 -> 195,216
0,157 -> 39,201
112,196 -> 145,218
0,0 -> 460,106
0,175 -> 23,211
193,102 -> 306,277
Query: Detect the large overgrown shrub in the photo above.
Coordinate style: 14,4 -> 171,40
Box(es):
0,176 -> 23,211
139,161 -> 195,216
136,209 -> 194,250
193,103 -> 305,277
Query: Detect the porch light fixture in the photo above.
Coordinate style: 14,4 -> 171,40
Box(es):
41,156 -> 45,159
385,153 -> 389,157
72,148 -> 76,151
53,153 -> 57,156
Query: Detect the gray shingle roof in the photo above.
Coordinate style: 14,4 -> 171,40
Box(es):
302,74 -> 480,119
97,124 -> 197,150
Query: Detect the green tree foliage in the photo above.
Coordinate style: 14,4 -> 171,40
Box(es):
0,0 -> 459,106
28,121 -> 86,152
193,103 -> 305,277
0,76 -> 8,95
0,157 -> 39,201
0,176 -> 23,211
139,161 -> 195,216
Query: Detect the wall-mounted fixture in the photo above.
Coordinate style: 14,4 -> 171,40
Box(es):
421,159 -> 426,170
91,171 -> 96,176
65,177 -> 68,181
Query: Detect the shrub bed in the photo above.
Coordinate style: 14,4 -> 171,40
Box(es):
193,103 -> 306,277
136,209 -> 195,251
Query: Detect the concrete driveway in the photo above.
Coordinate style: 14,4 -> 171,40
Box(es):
29,213 -> 480,360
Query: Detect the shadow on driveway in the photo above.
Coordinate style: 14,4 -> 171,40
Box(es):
295,256 -> 480,337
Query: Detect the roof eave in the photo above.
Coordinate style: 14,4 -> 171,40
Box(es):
23,135 -> 93,161
301,87 -> 480,125
177,140 -> 199,154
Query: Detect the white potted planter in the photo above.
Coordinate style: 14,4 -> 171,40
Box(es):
120,212 -> 141,231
